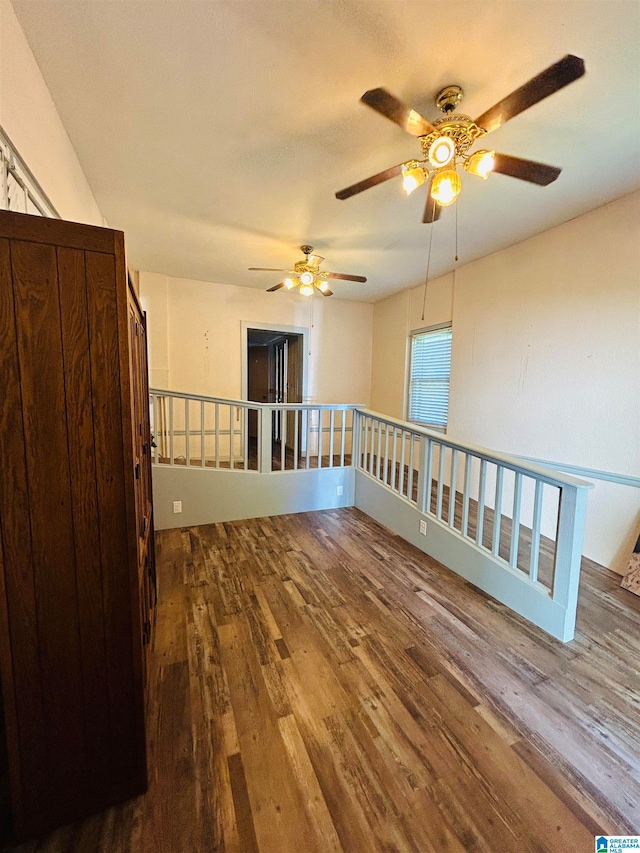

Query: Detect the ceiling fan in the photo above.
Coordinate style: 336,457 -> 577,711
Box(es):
335,55 -> 586,223
248,245 -> 367,296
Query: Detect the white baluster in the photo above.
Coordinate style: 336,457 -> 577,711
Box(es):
510,472 -> 523,569
329,409 -> 335,469
169,396 -> 174,465
229,405 -> 235,470
425,439 -> 434,514
152,394 -> 159,464
407,433 -> 416,504
476,459 -> 487,546
436,444 -> 446,519
399,430 -> 406,497
215,402 -> 220,468
260,406 -> 273,473
200,400 -> 205,468
369,419 -> 376,476
492,466 -> 504,556
384,423 -> 390,486
185,399 -> 190,467
390,427 -> 397,492
244,407 -> 249,471
462,454 -> 472,536
280,408 -> 287,471
529,480 -> 544,583
449,449 -> 458,527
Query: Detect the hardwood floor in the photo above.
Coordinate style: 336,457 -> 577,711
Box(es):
6,507 -> 640,851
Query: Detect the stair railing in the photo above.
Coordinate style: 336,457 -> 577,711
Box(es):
149,388 -> 356,473
353,409 -> 593,641
149,389 -> 592,640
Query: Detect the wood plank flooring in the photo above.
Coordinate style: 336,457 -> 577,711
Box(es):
6,507 -> 640,851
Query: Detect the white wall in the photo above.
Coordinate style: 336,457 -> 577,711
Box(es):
0,0 -> 102,224
140,271 -> 169,389
371,192 -> 640,572
370,273 -> 454,418
140,272 -> 373,406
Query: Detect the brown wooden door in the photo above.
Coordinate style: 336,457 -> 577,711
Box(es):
127,285 -> 155,675
248,345 -> 271,439
0,211 -> 147,840
286,334 -> 303,452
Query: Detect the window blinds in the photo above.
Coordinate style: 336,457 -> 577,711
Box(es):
408,327 -> 452,427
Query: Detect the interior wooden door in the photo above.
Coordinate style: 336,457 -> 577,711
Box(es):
286,334 -> 303,452
248,345 -> 271,439
0,679 -> 9,843
127,285 -> 156,676
0,211 -> 147,840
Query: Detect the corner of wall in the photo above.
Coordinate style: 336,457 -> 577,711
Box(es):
0,0 -> 103,224
139,271 -> 170,388
370,290 -> 411,419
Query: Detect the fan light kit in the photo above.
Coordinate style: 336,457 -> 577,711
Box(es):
428,136 -> 455,168
335,55 -> 586,223
248,245 -> 367,296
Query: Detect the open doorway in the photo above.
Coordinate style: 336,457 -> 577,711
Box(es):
245,327 -> 305,466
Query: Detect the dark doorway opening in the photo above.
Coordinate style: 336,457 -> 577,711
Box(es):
247,329 -> 304,467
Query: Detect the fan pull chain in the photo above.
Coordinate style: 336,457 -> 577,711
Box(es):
420,223 -> 435,322
455,201 -> 459,262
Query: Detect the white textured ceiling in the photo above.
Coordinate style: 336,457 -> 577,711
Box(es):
12,0 -> 640,302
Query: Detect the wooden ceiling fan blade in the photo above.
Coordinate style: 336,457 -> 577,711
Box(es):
336,163 -> 404,200
320,288 -> 333,297
249,267 -> 292,272
423,192 -> 441,224
326,272 -> 367,283
492,153 -> 561,185
361,88 -> 436,137
474,55 -> 585,134
266,282 -> 286,292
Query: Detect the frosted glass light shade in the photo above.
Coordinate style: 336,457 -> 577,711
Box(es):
428,136 -> 455,168
430,169 -> 461,206
465,149 -> 495,179
401,162 -> 426,195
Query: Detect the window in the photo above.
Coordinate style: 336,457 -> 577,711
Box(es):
408,325 -> 452,429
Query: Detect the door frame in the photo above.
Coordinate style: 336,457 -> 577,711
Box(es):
241,321 -> 309,403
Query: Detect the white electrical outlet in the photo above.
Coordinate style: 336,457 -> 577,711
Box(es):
173,500 -> 183,514
419,519 -> 427,535
337,485 -> 344,496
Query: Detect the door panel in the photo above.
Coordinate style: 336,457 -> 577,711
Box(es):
247,346 -> 271,439
0,211 -> 148,839
286,335 -> 303,451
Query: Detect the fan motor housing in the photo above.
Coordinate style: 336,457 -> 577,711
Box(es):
420,117 -> 486,158
436,85 -> 464,113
